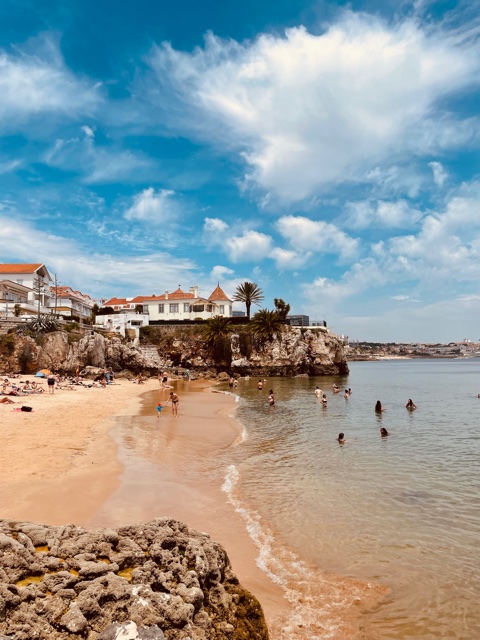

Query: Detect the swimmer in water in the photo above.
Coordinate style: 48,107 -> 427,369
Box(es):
405,399 -> 417,410
375,400 -> 384,413
344,389 -> 349,398
380,427 -> 389,437
268,390 -> 275,406
321,394 -> 328,407
337,432 -> 345,443
314,386 -> 322,398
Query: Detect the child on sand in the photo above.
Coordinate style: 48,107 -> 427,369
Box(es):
156,402 -> 163,418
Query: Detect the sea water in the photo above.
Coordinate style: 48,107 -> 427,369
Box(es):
213,359 -> 480,639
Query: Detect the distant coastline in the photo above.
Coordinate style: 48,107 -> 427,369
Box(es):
346,340 -> 480,361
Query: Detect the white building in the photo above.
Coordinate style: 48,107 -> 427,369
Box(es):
49,285 -> 95,320
142,285 -> 232,322
0,263 -> 52,316
95,313 -> 150,338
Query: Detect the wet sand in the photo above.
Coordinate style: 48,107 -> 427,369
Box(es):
0,378 -> 287,631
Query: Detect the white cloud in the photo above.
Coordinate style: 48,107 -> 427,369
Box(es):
0,159 -> 21,174
44,136 -> 151,183
146,13 -> 480,202
276,215 -> 359,259
0,35 -> 101,130
125,188 -> 178,223
428,161 -> 448,186
225,230 -> 273,262
203,217 -> 229,234
81,125 -> 95,138
0,212 -> 197,297
344,200 -> 423,229
210,265 -> 234,279
269,247 -> 311,270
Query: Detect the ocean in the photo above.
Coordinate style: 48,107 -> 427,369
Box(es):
213,359 -> 480,639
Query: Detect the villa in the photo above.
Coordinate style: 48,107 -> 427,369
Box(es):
103,284 -> 232,323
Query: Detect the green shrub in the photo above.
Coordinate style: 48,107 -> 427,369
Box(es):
0,334 -> 16,355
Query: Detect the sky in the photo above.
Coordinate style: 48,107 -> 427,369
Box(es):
0,0 -> 479,342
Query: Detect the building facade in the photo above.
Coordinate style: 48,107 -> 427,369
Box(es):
49,286 -> 95,320
103,285 -> 233,323
0,263 -> 52,316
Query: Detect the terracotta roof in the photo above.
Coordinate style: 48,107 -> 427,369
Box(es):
208,284 -> 231,302
143,288 -> 195,302
103,295 -> 151,307
51,286 -> 94,302
0,263 -> 44,274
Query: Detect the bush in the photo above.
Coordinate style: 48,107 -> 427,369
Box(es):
64,322 -> 79,333
0,334 -> 16,355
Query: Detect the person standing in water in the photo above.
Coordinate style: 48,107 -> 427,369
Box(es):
406,399 -> 417,410
380,427 -> 389,437
314,386 -> 322,398
268,390 -> 275,406
169,392 -> 179,417
321,394 -> 328,407
375,400 -> 384,413
257,380 -> 263,390
337,433 -> 345,443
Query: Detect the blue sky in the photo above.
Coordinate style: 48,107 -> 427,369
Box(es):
1,0 -> 480,342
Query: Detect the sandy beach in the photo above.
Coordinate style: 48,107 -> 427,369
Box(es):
0,377 -> 287,634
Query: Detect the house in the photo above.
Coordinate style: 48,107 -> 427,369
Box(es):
102,295 -> 153,312
49,285 -> 95,320
0,280 -> 30,317
0,263 -> 52,315
95,312 -> 150,338
142,284 -> 232,322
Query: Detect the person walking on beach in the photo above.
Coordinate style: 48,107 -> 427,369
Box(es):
169,391 -> 179,417
47,374 -> 56,395
375,400 -> 384,413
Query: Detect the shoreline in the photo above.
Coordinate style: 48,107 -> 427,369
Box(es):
0,377 -> 288,632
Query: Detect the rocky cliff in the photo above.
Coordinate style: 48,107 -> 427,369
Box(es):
2,326 -> 348,376
0,517 -> 268,640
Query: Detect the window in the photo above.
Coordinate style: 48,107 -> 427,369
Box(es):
192,304 -> 204,313
219,305 -> 225,314
184,303 -> 190,312
169,303 -> 179,313
16,279 -> 23,285
143,305 -> 149,314
207,305 -> 213,312
158,304 -> 164,313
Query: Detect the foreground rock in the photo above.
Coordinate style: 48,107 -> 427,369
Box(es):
0,518 -> 268,640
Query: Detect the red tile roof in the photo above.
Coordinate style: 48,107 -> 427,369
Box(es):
209,284 -> 231,301
143,288 -> 195,302
103,295 -> 151,307
0,263 -> 43,274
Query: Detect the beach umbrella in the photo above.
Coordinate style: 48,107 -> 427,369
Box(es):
40,369 -> 51,375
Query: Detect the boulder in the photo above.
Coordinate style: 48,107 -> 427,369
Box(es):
0,518 -> 269,640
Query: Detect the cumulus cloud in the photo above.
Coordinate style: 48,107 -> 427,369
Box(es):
269,247 -> 311,270
0,34 -> 101,130
125,188 -> 178,223
225,230 -> 273,263
344,200 -> 424,229
203,217 -> 229,234
145,13 -> 480,202
276,215 -> 359,259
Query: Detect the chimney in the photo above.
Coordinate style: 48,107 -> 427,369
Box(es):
189,285 -> 199,297
165,290 -> 169,300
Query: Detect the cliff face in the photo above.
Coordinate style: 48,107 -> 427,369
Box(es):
4,326 -> 348,376
0,517 -> 268,640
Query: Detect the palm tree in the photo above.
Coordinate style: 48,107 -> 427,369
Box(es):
203,315 -> 234,344
273,298 -> 291,322
232,282 -> 264,320
249,309 -> 283,341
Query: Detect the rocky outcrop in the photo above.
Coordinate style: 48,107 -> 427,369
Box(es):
0,518 -> 268,640
4,326 -> 348,376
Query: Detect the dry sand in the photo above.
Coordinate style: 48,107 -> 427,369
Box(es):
0,377 -> 287,632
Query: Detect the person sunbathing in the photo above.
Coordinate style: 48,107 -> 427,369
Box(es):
0,397 -> 15,404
